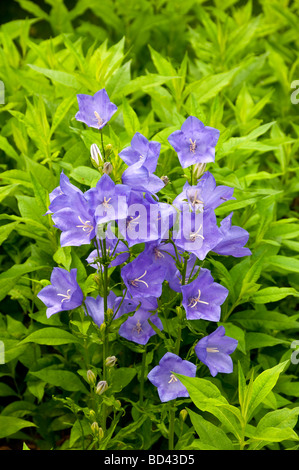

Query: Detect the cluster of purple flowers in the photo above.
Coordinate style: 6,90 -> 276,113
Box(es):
38,89 -> 251,403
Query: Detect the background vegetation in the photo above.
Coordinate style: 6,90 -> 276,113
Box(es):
0,0 -> 298,450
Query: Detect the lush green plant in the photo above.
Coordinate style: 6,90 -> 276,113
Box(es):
0,0 -> 298,450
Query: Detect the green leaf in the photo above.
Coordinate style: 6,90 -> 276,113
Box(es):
30,368 -> 88,393
19,327 -> 81,346
252,287 -> 299,304
122,97 -> 140,137
109,367 -> 136,393
267,256 -> 299,273
0,416 -> 36,439
188,408 -> 234,450
245,361 -> 288,422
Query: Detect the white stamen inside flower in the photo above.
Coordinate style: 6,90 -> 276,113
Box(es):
154,247 -> 165,260
168,373 -> 178,384
188,289 -> 209,308
129,271 -> 149,288
126,214 -> 141,231
76,216 -> 94,233
57,288 -> 71,303
206,347 -> 219,353
102,196 -> 112,208
189,224 -> 204,242
189,190 -> 204,208
189,138 -> 197,153
94,111 -> 104,127
133,320 -> 143,334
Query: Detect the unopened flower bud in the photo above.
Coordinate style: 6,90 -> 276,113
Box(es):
98,427 -> 104,440
89,410 -> 96,419
90,143 -> 102,168
87,369 -> 96,386
96,380 -> 108,395
103,161 -> 113,175
193,162 -> 206,179
105,355 -> 117,368
105,143 -> 113,151
161,175 -> 169,186
179,409 -> 188,422
91,421 -> 99,434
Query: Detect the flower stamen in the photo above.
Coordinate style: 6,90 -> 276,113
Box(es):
188,289 -> 209,308
126,214 -> 141,231
102,196 -> 112,208
94,111 -> 104,127
168,373 -> 178,384
189,138 -> 197,153
189,224 -> 204,242
133,320 -> 143,335
57,288 -> 71,303
206,347 -> 219,353
76,216 -> 94,234
129,270 -> 149,288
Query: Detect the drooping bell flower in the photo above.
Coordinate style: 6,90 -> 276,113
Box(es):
119,132 -> 161,173
181,268 -> 228,321
75,89 -> 117,129
37,268 -> 83,318
147,352 -> 197,402
212,212 -> 252,258
167,116 -> 220,168
195,326 -> 238,377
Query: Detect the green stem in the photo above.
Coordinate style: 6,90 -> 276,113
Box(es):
139,347 -> 147,406
168,403 -> 176,450
100,129 -> 106,162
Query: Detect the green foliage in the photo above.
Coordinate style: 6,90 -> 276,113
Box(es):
0,0 -> 298,450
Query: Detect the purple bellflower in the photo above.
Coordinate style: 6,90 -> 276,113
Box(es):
119,309 -> 163,345
195,326 -> 238,377
121,254 -> 166,299
84,291 -> 117,328
173,208 -> 222,260
46,171 -> 83,215
75,89 -> 117,129
181,268 -> 228,321
167,116 -> 220,168
37,268 -> 83,318
119,132 -> 161,173
51,190 -> 96,246
85,173 -> 130,226
147,352 -> 197,402
173,171 -> 235,213
142,240 -> 178,283
122,160 -> 164,195
213,212 -> 252,257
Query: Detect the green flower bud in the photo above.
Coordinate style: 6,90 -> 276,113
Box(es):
87,369 -> 96,386
105,355 -> 117,367
96,380 -> 108,395
103,161 -> 113,175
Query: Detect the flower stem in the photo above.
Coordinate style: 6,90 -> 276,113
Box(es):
168,402 -> 176,450
139,347 -> 147,406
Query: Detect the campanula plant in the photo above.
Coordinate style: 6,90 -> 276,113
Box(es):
35,87 -> 253,450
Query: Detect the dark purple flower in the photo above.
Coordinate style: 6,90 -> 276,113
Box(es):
85,174 -> 130,226
119,132 -> 161,173
121,254 -> 166,298
37,268 -> 83,318
167,116 -> 220,168
118,309 -> 163,345
173,171 -> 235,213
75,89 -> 117,129
122,160 -> 164,194
195,326 -> 238,377
212,212 -> 252,257
147,352 -> 197,402
181,268 -> 228,321
84,291 -> 117,328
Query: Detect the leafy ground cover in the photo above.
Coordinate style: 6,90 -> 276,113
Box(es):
0,0 -> 298,451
